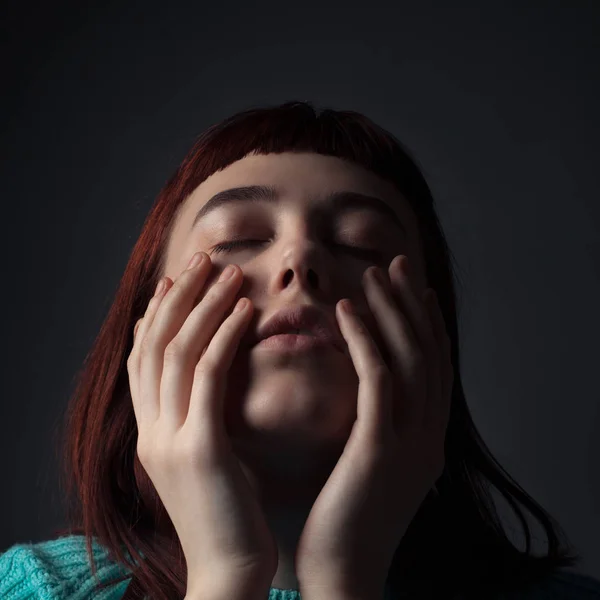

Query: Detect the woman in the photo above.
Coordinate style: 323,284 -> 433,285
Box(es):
1,101 -> 598,600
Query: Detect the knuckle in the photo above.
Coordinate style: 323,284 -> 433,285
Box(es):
193,356 -> 217,378
138,433 -> 169,465
172,273 -> 189,288
126,352 -> 136,370
205,286 -> 225,305
164,338 -> 187,361
138,332 -> 155,358
370,363 -> 391,383
162,277 -> 184,301
136,439 -> 151,464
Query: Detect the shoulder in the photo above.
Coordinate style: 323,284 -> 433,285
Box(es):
498,570 -> 600,599
0,534 -> 132,599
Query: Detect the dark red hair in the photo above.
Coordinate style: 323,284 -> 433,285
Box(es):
52,101 -> 580,600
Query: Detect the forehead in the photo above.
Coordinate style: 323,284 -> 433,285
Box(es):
180,151 -> 416,227
201,152 -> 395,194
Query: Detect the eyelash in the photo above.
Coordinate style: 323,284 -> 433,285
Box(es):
211,239 -> 384,262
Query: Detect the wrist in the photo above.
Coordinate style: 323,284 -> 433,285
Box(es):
299,580 -> 386,600
186,576 -> 273,600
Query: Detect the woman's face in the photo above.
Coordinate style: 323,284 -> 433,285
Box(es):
163,151 -> 427,492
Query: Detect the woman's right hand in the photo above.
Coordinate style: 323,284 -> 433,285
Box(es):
127,251 -> 278,598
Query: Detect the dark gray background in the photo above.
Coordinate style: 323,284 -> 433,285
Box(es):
1,0 -> 598,579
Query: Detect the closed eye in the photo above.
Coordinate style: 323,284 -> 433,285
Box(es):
211,239 -> 383,262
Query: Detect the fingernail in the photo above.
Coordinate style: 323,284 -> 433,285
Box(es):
155,278 -> 166,296
218,264 -> 235,282
371,267 -> 385,285
233,298 -> 248,313
340,299 -> 354,314
187,252 -> 204,270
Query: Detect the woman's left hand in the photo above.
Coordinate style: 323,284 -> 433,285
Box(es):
295,255 -> 454,599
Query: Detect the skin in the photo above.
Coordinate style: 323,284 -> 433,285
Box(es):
162,151 -> 429,590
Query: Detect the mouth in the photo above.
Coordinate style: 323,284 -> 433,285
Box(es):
250,304 -> 347,353
254,331 -> 342,353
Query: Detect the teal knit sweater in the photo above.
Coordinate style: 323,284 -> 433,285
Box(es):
1,535 -> 600,599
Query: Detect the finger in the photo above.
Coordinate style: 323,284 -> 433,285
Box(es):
422,291 -> 453,432
186,296 -> 253,454
134,318 -> 143,340
388,258 -> 441,429
131,279 -> 173,358
159,262 -> 244,432
336,298 -> 395,442
138,252 -> 214,429
132,281 -> 169,350
387,257 -> 438,366
363,264 -> 425,428
128,276 -> 173,425
391,260 -> 438,430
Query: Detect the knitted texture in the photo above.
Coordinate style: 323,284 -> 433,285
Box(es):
2,534 -> 600,599
0,536 -> 130,599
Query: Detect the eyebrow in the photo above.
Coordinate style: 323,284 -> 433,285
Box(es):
190,185 -> 407,236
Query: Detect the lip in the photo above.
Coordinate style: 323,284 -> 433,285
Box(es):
254,333 -> 340,353
249,304 -> 346,354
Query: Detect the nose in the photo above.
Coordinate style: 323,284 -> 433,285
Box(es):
281,266 -> 320,290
